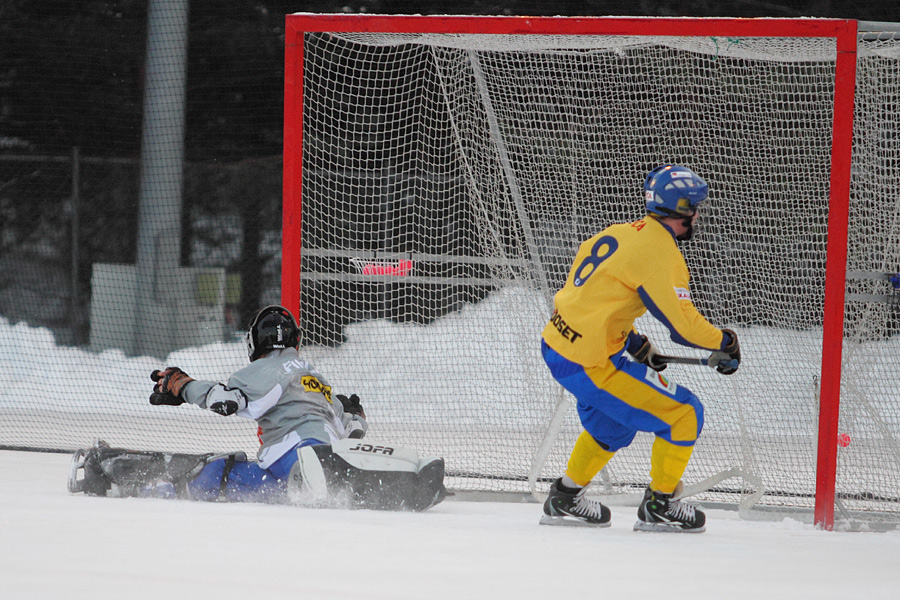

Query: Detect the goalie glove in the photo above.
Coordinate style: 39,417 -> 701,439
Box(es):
626,333 -> 667,372
336,394 -> 365,419
149,367 -> 194,406
708,329 -> 740,375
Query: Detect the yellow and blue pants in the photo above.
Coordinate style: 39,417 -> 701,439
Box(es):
542,340 -> 704,493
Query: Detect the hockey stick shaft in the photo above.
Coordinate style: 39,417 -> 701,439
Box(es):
655,354 -> 712,367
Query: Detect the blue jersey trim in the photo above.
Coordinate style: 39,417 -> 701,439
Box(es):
637,285 -> 704,349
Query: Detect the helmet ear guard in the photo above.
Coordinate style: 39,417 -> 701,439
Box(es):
673,196 -> 696,216
245,305 -> 300,362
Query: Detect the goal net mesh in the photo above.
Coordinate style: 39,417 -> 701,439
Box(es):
838,37 -> 900,520
293,30 -> 900,519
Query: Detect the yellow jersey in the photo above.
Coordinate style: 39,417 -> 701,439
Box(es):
542,216 -> 724,368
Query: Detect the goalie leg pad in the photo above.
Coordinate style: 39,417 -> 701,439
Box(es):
286,444 -> 330,506
287,439 -> 447,511
68,439 -> 244,499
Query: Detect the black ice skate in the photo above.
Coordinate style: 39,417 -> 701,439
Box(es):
67,439 -> 114,496
540,478 -> 611,527
634,486 -> 706,533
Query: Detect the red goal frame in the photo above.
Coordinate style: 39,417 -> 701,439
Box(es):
282,13 -> 858,530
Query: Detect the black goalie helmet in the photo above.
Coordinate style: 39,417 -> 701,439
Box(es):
245,305 -> 300,362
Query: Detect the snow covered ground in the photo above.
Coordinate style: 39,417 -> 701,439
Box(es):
2,449 -> 899,600
3,284 -> 900,526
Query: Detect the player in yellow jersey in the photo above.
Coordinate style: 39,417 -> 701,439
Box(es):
539,165 -> 740,533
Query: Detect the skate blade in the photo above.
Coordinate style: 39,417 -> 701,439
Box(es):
633,520 -> 705,533
67,448 -> 87,494
540,514 -> 611,528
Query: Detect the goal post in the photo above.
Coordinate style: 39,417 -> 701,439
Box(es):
282,14 -> 863,529
817,24 -> 856,530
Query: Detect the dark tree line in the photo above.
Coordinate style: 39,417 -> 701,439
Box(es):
2,0 -> 895,160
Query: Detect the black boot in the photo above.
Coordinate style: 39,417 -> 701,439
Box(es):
634,486 -> 706,533
540,478 -> 611,527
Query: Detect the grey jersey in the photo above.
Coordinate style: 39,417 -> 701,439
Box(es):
182,348 -> 367,468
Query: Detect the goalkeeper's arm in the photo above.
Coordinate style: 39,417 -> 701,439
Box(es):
149,368 -> 247,416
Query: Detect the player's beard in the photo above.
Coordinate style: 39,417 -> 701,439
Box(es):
676,216 -> 696,241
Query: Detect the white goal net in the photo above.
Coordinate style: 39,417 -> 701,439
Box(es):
288,17 -> 900,522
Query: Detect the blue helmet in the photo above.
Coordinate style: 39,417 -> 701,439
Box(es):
644,165 -> 708,218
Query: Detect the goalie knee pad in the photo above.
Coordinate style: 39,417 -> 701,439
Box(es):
286,444 -> 330,506
287,439 -> 448,511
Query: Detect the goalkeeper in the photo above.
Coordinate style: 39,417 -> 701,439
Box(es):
540,165 -> 740,533
68,305 -> 447,512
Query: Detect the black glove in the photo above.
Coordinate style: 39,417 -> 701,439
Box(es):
628,334 -> 667,372
149,367 -> 194,406
708,329 -> 740,375
336,393 -> 365,419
